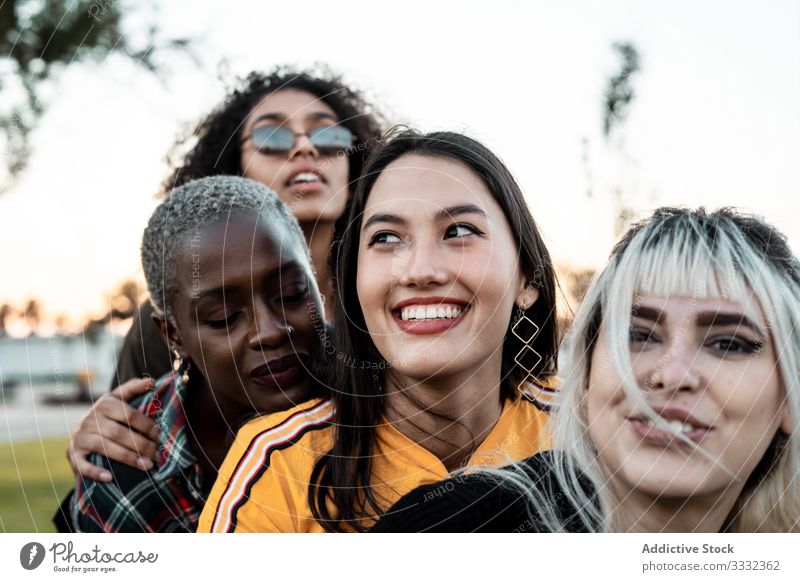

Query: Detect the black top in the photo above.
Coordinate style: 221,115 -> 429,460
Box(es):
109,301 -> 173,390
370,451 -> 595,533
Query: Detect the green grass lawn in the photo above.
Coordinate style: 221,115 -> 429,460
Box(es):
0,437 -> 74,532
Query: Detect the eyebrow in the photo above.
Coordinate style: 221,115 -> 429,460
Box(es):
632,306 -> 766,336
696,311 -> 765,335
631,306 -> 664,324
435,204 -> 487,221
361,204 -> 488,232
249,111 -> 339,127
189,260 -> 303,307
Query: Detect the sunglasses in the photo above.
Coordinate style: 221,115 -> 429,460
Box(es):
244,124 -> 355,156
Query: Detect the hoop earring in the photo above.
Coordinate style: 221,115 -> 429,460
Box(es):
511,306 -> 542,395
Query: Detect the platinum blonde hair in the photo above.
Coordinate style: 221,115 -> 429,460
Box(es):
487,207 -> 800,532
141,175 -> 308,322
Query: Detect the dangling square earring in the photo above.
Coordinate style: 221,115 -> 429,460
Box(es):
511,307 -> 542,394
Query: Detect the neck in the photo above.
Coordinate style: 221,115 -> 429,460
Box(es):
384,360 -> 505,471
301,220 -> 334,320
612,483 -> 743,533
183,377 -> 243,481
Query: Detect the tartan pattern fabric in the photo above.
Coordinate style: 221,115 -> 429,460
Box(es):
70,371 -> 206,532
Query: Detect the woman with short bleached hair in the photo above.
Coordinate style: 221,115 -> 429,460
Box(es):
373,207 -> 800,532
67,176 -> 329,532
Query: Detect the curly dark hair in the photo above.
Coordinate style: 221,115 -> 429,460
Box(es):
158,64 -> 385,197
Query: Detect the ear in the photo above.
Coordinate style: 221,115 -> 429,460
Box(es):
515,274 -> 540,310
152,311 -> 187,359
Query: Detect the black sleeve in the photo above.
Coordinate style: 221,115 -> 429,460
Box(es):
371,473 -> 535,533
52,491 -> 76,533
110,302 -> 172,390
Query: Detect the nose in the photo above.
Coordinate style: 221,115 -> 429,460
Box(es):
643,340 -> 702,393
248,300 -> 293,350
395,237 -> 450,289
288,132 -> 319,159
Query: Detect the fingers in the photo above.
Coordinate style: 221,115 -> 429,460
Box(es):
69,430 -> 156,477
90,396 -> 159,443
67,376 -> 163,481
67,446 -> 113,482
110,377 -> 154,401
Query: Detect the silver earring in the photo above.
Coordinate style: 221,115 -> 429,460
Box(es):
511,306 -> 542,395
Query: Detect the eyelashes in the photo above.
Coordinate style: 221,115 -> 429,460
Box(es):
201,287 -> 310,329
366,223 -> 485,248
367,231 -> 402,247
629,326 -> 765,356
203,313 -> 240,329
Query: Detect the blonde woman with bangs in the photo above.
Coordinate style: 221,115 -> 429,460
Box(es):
372,207 -> 800,533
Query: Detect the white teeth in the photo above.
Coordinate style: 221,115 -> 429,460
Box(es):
647,418 -> 698,433
399,304 -> 465,321
291,172 -> 319,184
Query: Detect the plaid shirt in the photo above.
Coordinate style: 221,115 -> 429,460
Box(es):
68,371 -> 207,532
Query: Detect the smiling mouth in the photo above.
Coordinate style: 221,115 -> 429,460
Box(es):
627,415 -> 713,445
391,301 -> 471,334
398,303 -> 466,321
286,171 -> 325,189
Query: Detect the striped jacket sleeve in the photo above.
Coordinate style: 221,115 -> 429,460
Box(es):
198,399 -> 334,533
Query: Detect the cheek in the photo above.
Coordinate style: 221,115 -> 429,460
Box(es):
241,153 -> 284,192
190,337 -> 236,382
585,343 -> 625,430
287,303 -> 322,347
723,368 -> 783,437
327,157 -> 350,190
356,262 -> 382,324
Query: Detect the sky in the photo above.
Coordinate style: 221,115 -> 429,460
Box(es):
1,0 -> 798,323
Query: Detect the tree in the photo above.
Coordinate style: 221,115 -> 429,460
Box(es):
0,0 -> 194,194
23,298 -> 40,331
0,304 -> 13,335
602,42 -> 641,139
107,278 -> 144,319
601,41 -> 641,236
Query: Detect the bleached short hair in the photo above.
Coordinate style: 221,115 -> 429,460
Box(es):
141,175 -> 308,322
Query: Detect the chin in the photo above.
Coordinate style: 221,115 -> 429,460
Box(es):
390,358 -> 468,383
619,461 -> 716,499
294,199 -> 346,224
252,381 -> 313,415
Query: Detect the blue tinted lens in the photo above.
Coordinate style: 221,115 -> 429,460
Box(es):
250,125 -> 295,151
310,125 -> 354,149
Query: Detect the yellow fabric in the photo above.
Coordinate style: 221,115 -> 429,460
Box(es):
198,396 -> 550,533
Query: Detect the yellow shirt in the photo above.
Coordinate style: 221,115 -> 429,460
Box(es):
199,395 -> 550,533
